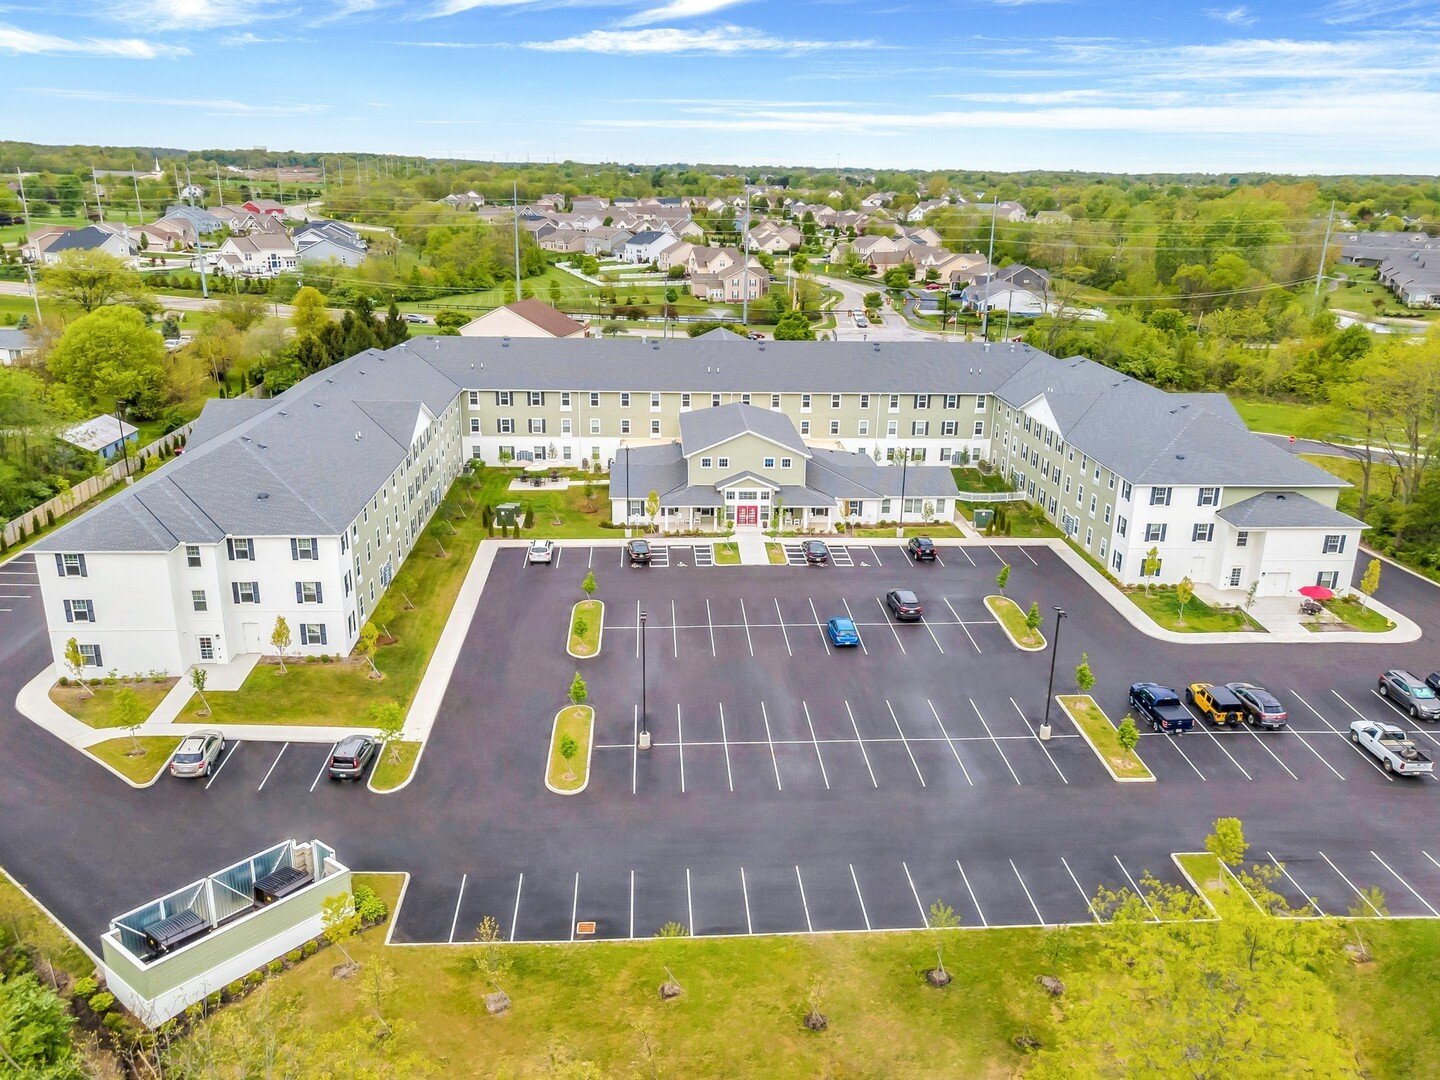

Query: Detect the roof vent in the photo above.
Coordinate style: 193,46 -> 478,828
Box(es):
312,402 -> 322,408
256,443 -> 267,450
278,411 -> 287,418
257,492 -> 269,500
1276,493 -> 1286,500
501,341 -> 509,348
355,431 -> 363,441
1176,454 -> 1185,460
240,436 -> 251,443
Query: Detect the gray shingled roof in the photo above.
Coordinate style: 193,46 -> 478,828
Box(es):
187,398 -> 272,449
805,447 -> 959,500
611,444 -> 688,503
679,403 -> 808,457
1216,491 -> 1367,530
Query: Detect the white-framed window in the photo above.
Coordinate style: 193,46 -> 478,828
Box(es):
495,391 -> 512,406
1121,481 -> 1132,501
528,418 -> 546,434
78,643 -> 102,667
1089,494 -> 1097,516
498,418 -> 515,434
185,545 -> 201,567
1144,523 -> 1167,542
771,393 -> 781,409
711,394 -> 721,407
912,421 -> 928,436
717,457 -> 730,468
63,598 -> 94,623
300,623 -> 327,646
1323,534 -> 1347,554
1104,504 -> 1112,524
941,421 -> 957,437
560,392 -> 571,410
296,581 -> 323,603
1317,570 -> 1340,589
1151,486 -> 1171,506
1228,567 -> 1243,587
589,418 -> 601,435
1193,523 -> 1214,542
801,421 -> 810,435
197,637 -> 214,662
291,537 -> 318,560
192,590 -> 207,612
888,394 -> 899,412
701,457 -> 712,468
650,392 -> 661,411
525,391 -> 542,407
1112,551 -> 1123,574
801,394 -> 812,412
858,420 -> 870,436
1064,476 -> 1072,494
561,418 -> 572,434
1085,527 -> 1093,548
620,419 -> 631,434
232,581 -> 260,604
944,394 -> 959,409
620,392 -> 631,407
650,420 -> 661,436
741,394 -> 751,405
469,417 -> 480,434
468,391 -> 479,407
1198,487 -> 1219,506
831,393 -> 841,409
226,539 -> 253,562
915,394 -> 929,409
780,457 -> 792,468
590,392 -> 600,407
764,457 -> 775,469
973,421 -> 984,437
975,395 -> 987,411
1236,530 -> 1249,547
830,420 -> 840,435
860,394 -> 871,409
681,393 -> 691,409
886,420 -> 898,437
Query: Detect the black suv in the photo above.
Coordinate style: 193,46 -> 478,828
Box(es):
328,735 -> 377,781
801,540 -> 830,564
885,589 -> 923,621
626,539 -> 652,565
906,536 -> 937,561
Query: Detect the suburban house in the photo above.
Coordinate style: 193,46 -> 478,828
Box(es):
960,278 -> 1046,316
457,299 -> 587,339
610,402 -> 960,531
241,198 -> 287,218
212,232 -> 299,278
1034,210 -> 1073,226
21,225 -> 75,261
1376,250 -> 1440,307
748,222 -> 803,253
39,225 -> 138,265
571,196 -> 609,214
968,201 -> 1028,223
619,230 -> 680,264
692,259 -> 769,302
293,219 -> 367,267
1337,231 -> 1440,267
906,199 -> 950,222
35,338 -> 1361,678
60,415 -> 138,460
441,191 -> 486,210
0,327 -> 36,365
162,204 -> 223,236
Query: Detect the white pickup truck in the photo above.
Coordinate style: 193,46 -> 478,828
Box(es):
1350,720 -> 1434,776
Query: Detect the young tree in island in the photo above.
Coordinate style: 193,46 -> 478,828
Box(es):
1142,546 -> 1161,582
368,701 -> 406,765
569,671 -> 588,708
473,915 -> 512,990
63,637 -> 94,696
270,615 -> 292,673
1025,601 -> 1042,632
558,733 -> 579,782
1116,715 -> 1140,755
927,899 -> 961,985
112,686 -> 147,755
1074,652 -> 1096,694
646,489 -> 660,532
582,570 -> 597,600
1175,575 -> 1194,625
190,666 -> 211,716
321,894 -> 362,970
1359,557 -> 1381,607
1204,817 -> 1248,867
995,563 -> 1011,594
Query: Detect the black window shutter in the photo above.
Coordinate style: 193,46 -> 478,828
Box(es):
54,554 -> 64,576
232,583 -> 240,604
310,537 -> 318,559
253,583 -> 260,603
226,539 -> 235,560
64,600 -> 73,623
78,554 -> 87,577
295,582 -> 303,604
93,646 -> 102,668
319,625 -> 328,645
1340,536 -> 1347,553
247,540 -> 255,561
290,538 -> 298,560
315,582 -> 323,604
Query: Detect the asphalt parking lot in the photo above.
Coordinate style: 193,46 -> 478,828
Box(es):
8,542 -> 1440,950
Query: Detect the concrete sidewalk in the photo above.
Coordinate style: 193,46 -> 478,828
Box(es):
735,533 -> 769,565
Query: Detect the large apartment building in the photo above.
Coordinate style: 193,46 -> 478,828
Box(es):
36,337 -> 1362,677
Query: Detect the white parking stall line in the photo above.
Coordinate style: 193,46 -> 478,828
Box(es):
629,871 -> 636,939
1267,852 -> 1324,916
671,600 -> 678,658
1372,852 -> 1440,917
510,873 -> 524,941
1061,857 -> 1100,923
970,699 -> 1022,785
587,546 -> 594,569
705,599 -> 717,658
257,743 -> 289,791
1284,725 -> 1346,781
448,874 -> 468,943
985,546 -> 1006,565
919,616 -> 945,654
902,861 -> 929,927
868,545 -> 883,566
760,701 -> 783,791
1240,725 -> 1300,780
204,741 -> 240,789
955,546 -> 977,566
1010,860 -> 1045,925
635,600 -> 642,659
1019,546 -> 1039,566
1149,729 -> 1207,780
619,546 -> 625,568
553,546 -> 563,569
849,864 -> 873,931
944,598 -> 982,653
875,597 -> 907,653
632,705 -> 639,796
955,861 -> 987,926
0,594 -> 32,600
740,868 -> 754,935
1113,855 -> 1158,920
831,546 -> 854,567
886,700 -> 927,787
1319,850 -> 1385,916
840,597 -> 868,655
717,702 -> 735,792
739,599 -> 755,657
774,598 -> 793,657
807,597 -> 831,655
927,699 -> 974,786
1370,688 -> 1440,749
1184,705 -> 1252,780
569,873 -> 580,941
795,866 -> 814,933
687,867 -> 696,932
1295,690 -> 1391,779
844,700 -> 880,788
308,744 -> 337,792
801,701 -> 831,789
677,704 -> 686,794
1009,697 -> 1067,783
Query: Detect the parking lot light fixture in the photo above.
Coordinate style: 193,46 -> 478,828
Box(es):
639,608 -> 651,751
1041,607 -> 1067,740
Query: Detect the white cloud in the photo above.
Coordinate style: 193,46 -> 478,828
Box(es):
620,0 -> 747,27
26,87 -> 328,115
524,24 -> 875,54
115,0 -> 288,29
0,22 -> 187,57
1205,6 -> 1255,26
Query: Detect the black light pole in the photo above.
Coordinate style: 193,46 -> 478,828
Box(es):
624,447 -> 632,537
1041,606 -> 1067,740
897,448 -> 910,538
638,608 -> 650,750
114,398 -> 133,478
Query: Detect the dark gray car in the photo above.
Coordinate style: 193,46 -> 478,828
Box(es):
1380,669 -> 1440,720
328,735 -> 378,781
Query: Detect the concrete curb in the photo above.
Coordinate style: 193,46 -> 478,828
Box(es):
1171,852 -> 1222,918
1058,695 -> 1154,783
984,595 -> 1046,651
544,706 -> 594,796
0,866 -> 102,966
80,739 -> 176,790
565,600 -> 604,660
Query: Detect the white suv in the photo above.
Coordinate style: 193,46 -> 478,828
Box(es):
527,539 -> 554,564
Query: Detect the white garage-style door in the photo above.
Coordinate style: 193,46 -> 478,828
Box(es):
1259,572 -> 1290,597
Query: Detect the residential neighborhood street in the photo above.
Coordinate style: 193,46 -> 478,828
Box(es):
812,272 -> 940,342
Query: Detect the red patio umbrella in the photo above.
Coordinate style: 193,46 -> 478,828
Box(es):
1298,585 -> 1335,600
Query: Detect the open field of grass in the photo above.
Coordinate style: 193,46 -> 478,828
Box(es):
49,681 -> 174,728
1319,595 -> 1395,632
178,661 -> 382,726
87,736 -> 180,784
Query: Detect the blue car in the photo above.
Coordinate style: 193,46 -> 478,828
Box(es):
826,616 -> 860,647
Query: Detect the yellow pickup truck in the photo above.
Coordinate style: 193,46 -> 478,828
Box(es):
1185,682 -> 1246,726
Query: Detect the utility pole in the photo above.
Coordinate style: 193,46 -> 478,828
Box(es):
741,187 -> 751,327
1312,199 -> 1336,316
131,168 -> 144,222
980,200 -> 997,342
91,166 -> 105,223
15,169 -> 41,326
512,180 -> 521,301
24,263 -> 42,328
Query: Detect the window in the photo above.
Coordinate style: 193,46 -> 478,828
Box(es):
858,420 -> 870,436
1085,527 -> 1093,548
800,421 -> 810,435
495,391 -> 512,406
831,394 -> 841,409
589,392 -> 600,407
1229,567 -> 1243,587
650,392 -> 661,410
860,394 -> 871,409
232,581 -> 260,604
191,590 -> 207,612
650,420 -> 661,436
297,581 -> 323,604
1198,487 -> 1219,506
620,419 -> 631,435
886,420 -> 898,437
771,393 -> 781,409
620,392 -> 631,407
975,395 -> 987,411
888,394 -> 899,412
741,394 -> 752,405
498,444 -> 514,461
63,599 -> 94,623
1317,570 -> 1340,589
560,392 -> 571,410
944,394 -> 959,409
468,391 -> 479,406
186,545 -> 201,567
915,394 -> 930,409
829,419 -> 841,436
1104,504 -> 1112,524
717,457 -> 730,469
1150,487 -> 1172,506
941,421 -> 957,437
528,419 -> 546,434
764,457 -> 775,469
1064,476 -> 1072,495
701,457 -> 712,468
1323,534 -> 1347,554
300,623 -> 327,646
1145,557 -> 1163,578
1236,530 -> 1249,547
1193,523 -> 1214,542
197,637 -> 214,662
291,537 -> 318,560
589,418 -> 601,435
526,391 -> 542,407
801,394 -> 812,412
78,644 -> 102,668
912,421 -> 929,436
1089,494 -> 1097,516
1144,523 -> 1167,542
781,457 -> 792,468
561,419 -> 572,435
711,394 -> 721,407
343,572 -> 351,597
681,393 -> 691,409
1121,481 -> 1132,501
469,418 -> 480,434
498,418 -> 515,434
973,421 -> 985,437
226,539 -> 253,562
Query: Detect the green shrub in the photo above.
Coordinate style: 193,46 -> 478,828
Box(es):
102,1012 -> 128,1034
267,959 -> 284,975
245,970 -> 264,987
206,991 -> 222,1009
302,940 -> 319,957
185,1002 -> 204,1021
224,980 -> 245,998
285,949 -> 303,964
88,990 -> 115,1013
72,975 -> 99,999
354,884 -> 388,924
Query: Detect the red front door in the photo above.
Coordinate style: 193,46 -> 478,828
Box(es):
736,504 -> 758,526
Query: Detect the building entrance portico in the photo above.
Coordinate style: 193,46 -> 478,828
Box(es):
735,504 -> 759,527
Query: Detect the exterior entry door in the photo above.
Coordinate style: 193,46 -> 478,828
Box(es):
737,504 -> 758,526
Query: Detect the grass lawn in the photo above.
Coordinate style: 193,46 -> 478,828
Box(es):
0,869 -> 94,982
766,543 -> 787,564
714,542 -> 740,565
1232,398 -> 1363,441
400,265 -> 597,314
178,662 -> 383,726
1327,266 -> 1439,323
49,680 -> 175,728
87,736 -> 180,784
370,741 -> 421,792
985,595 -> 1045,649
546,705 -> 593,793
475,469 -> 612,538
1174,852 -> 1232,913
569,599 -> 603,657
1059,694 -> 1151,780
1124,586 -> 1262,633
951,467 -> 1012,494
844,523 -> 964,538
1318,595 -> 1395,633
960,500 -> 1062,539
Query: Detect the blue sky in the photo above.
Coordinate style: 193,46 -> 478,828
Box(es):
3,0 -> 1438,173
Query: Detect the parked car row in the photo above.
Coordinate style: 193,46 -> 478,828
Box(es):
1126,680 -> 1291,735
169,732 -> 377,782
